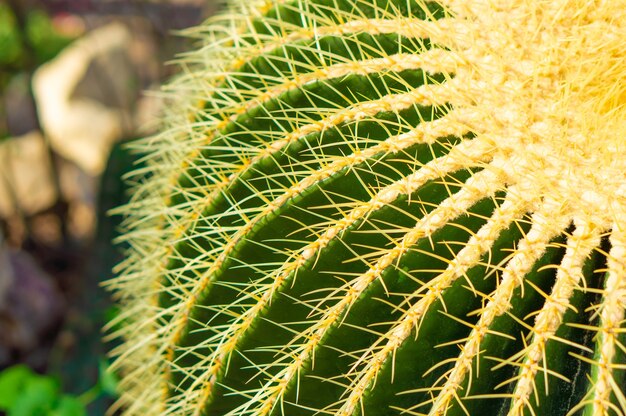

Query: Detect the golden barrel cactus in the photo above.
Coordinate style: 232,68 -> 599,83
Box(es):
108,0 -> 626,415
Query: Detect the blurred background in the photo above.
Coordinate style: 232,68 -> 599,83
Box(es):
0,0 -> 218,414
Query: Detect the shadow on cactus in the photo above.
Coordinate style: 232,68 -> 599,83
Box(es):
106,0 -> 626,415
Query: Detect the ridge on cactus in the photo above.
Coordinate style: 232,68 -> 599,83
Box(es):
107,0 -> 626,415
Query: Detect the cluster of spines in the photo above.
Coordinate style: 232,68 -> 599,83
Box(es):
107,0 -> 626,415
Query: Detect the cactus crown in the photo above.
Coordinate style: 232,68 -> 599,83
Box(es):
108,0 -> 626,415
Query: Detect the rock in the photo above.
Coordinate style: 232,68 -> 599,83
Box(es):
58,160 -> 97,239
4,75 -> 39,137
0,242 -> 64,368
0,244 -> 11,303
0,131 -> 57,217
33,23 -> 137,175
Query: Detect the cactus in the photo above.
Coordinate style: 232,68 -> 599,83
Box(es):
107,0 -> 626,415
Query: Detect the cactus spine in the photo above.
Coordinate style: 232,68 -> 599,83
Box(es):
108,0 -> 626,415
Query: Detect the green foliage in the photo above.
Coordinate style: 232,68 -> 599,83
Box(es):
0,4 -> 74,69
0,365 -> 81,416
0,362 -> 118,416
0,6 -> 22,69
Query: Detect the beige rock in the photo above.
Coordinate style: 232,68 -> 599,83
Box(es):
33,23 -> 137,175
0,131 -> 56,217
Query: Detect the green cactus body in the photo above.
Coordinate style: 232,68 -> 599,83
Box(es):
109,0 -> 626,415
